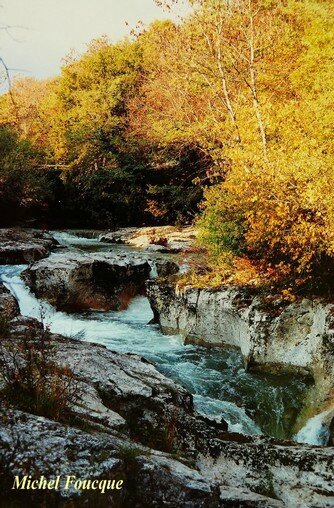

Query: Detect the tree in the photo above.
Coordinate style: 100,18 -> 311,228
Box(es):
196,0 -> 334,287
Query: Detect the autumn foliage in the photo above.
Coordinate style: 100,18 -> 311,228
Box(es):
0,0 -> 333,288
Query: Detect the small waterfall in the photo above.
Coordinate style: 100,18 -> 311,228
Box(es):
294,410 -> 332,446
193,394 -> 262,436
1,265 -> 46,321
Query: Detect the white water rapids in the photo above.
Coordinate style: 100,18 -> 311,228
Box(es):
0,231 -> 329,445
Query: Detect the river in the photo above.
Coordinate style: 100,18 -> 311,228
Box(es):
0,231 -> 326,444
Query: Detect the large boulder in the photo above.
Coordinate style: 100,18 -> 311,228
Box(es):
22,252 -> 151,311
0,229 -> 58,264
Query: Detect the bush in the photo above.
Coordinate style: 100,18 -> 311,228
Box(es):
0,321 -> 79,421
197,186 -> 246,258
198,153 -> 334,291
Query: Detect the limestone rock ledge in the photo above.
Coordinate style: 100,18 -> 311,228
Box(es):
147,281 -> 334,385
0,409 -> 285,508
146,280 -> 334,432
0,229 -> 58,264
99,225 -> 197,253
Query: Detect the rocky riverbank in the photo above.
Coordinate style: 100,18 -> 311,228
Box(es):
147,281 -> 334,429
99,225 -> 197,253
65,225 -> 197,253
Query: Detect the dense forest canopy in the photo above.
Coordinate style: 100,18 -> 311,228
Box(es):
0,0 -> 333,290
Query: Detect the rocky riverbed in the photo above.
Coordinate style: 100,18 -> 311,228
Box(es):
0,228 -> 333,507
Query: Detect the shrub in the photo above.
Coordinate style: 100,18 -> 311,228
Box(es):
0,314 -> 10,339
198,153 -> 334,291
0,322 -> 79,421
197,186 -> 246,258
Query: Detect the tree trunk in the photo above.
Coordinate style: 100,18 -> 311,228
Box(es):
248,1 -> 268,161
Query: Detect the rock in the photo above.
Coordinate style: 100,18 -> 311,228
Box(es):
52,335 -> 193,412
0,229 -> 58,264
131,454 -> 283,507
155,260 -> 179,278
218,486 -> 283,507
100,226 -> 197,253
70,380 -> 127,432
51,335 -> 233,453
146,281 -> 334,399
22,252 -> 151,311
0,409 -> 125,503
0,283 -> 19,319
61,229 -> 103,240
0,410 -> 284,507
130,454 -> 222,507
196,437 -> 334,508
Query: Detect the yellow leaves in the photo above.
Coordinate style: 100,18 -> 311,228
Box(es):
177,253 -> 262,290
145,199 -> 167,218
281,289 -> 297,303
199,145 -> 334,287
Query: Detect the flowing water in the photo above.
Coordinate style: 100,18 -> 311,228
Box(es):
294,410 -> 332,445
0,231 -> 320,443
